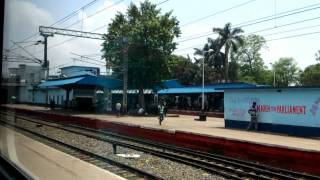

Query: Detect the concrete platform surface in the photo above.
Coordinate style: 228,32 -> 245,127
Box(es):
4,104 -> 320,152
0,124 -> 124,180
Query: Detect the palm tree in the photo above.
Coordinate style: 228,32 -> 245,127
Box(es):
207,38 -> 225,82
194,38 -> 225,82
212,23 -> 244,82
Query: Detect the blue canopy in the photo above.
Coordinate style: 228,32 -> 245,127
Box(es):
157,82 -> 259,94
38,75 -> 122,89
157,87 -> 223,94
38,76 -> 85,88
162,79 -> 184,88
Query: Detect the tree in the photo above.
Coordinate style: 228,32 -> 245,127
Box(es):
272,57 -> 300,87
300,63 -> 320,86
194,38 -> 225,82
233,34 -> 269,84
228,59 -> 240,82
167,55 -> 200,85
212,23 -> 244,82
101,1 -> 180,108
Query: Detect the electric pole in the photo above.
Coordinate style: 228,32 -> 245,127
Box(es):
122,37 -> 128,114
40,32 -> 53,104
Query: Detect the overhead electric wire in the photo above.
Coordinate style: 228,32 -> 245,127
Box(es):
11,42 -> 39,51
50,0 -> 100,27
9,0 -> 102,50
238,5 -> 320,29
34,23 -> 109,54
234,1 -> 320,27
64,0 -> 125,29
3,60 -> 40,64
181,0 -> 257,27
266,30 -> 320,42
49,61 -> 74,71
3,55 -> 42,64
11,41 -> 42,63
156,0 -> 170,5
175,28 -> 320,53
176,6 -> 320,43
33,0 -> 174,54
260,24 -> 320,37
175,16 -> 320,52
177,2 -> 320,42
31,0 -> 175,55
71,57 -> 106,66
71,52 -> 105,64
244,15 -> 320,35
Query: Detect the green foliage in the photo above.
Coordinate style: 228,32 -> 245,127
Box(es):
167,55 -> 201,85
101,0 -> 180,89
228,59 -> 240,82
272,57 -> 300,87
212,23 -> 244,82
300,63 -> 320,86
232,34 -> 269,84
193,37 -> 225,82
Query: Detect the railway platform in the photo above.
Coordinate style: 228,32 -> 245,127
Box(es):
2,104 -> 320,175
0,124 -> 124,180
3,104 -> 319,152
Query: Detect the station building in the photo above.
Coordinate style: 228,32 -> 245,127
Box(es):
37,75 -> 122,111
2,64 -> 45,103
220,86 -> 320,137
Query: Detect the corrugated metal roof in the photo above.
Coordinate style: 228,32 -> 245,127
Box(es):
157,82 -> 258,94
38,75 -> 122,89
38,76 -> 85,88
77,76 -> 122,89
157,87 -> 223,94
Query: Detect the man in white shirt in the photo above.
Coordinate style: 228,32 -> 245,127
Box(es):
116,102 -> 121,117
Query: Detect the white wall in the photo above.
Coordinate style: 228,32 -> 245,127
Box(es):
224,88 -> 320,127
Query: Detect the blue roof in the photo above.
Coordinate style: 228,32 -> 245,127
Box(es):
157,87 -> 223,94
217,85 -> 320,90
38,75 -> 122,89
153,79 -> 184,91
193,82 -> 257,89
60,65 -> 99,70
162,79 -> 183,88
38,76 -> 85,88
157,82 -> 258,94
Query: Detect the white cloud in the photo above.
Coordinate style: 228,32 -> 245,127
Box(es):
4,0 -> 129,75
4,0 -> 53,47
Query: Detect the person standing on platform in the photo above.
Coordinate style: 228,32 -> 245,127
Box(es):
116,102 -> 121,117
247,101 -> 258,131
158,101 -> 165,125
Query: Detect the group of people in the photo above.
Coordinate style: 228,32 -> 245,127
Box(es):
115,100 -> 166,125
115,100 -> 259,129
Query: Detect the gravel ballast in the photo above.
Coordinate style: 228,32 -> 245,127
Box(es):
5,116 -> 224,180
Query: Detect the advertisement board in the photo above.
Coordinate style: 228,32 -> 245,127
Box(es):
224,88 -> 320,127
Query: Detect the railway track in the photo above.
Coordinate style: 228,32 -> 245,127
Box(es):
0,115 -> 162,180
2,111 -> 320,180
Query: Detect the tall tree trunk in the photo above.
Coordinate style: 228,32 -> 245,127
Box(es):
224,45 -> 230,82
138,86 -> 145,108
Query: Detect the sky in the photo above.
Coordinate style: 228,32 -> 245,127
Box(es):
3,0 -> 320,76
